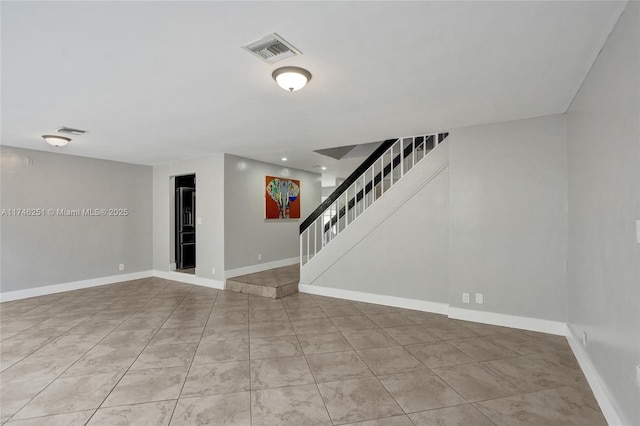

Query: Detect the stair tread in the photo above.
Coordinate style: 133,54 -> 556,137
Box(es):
225,265 -> 299,299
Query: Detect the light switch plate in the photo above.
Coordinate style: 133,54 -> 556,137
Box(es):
462,293 -> 470,304
475,293 -> 484,304
197,217 -> 203,225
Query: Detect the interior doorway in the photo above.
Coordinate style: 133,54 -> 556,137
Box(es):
175,174 -> 196,273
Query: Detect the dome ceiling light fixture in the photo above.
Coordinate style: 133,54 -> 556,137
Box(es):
42,135 -> 71,147
272,66 -> 312,92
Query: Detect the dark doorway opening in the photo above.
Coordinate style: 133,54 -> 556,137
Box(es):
175,174 -> 196,272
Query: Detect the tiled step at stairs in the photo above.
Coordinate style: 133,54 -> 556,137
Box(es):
225,265 -> 299,299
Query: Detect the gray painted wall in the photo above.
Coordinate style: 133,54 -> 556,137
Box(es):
449,115 -> 568,322
0,146 -> 152,292
305,116 -> 568,323
224,154 -> 321,272
152,154 -> 225,281
566,2 -> 640,424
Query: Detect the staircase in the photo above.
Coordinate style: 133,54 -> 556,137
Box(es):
224,132 -> 448,299
299,132 -> 449,266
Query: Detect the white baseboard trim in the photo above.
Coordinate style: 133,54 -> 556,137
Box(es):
0,270 -> 154,302
225,257 -> 299,279
566,325 -> 628,426
448,307 -> 566,336
299,283 -> 449,315
151,270 -> 224,290
298,285 -> 567,336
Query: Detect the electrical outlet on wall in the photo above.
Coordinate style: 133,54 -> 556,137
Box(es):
258,254 -> 262,261
462,293 -> 470,304
636,365 -> 640,387
119,264 -> 125,271
211,268 -> 216,275
475,293 -> 484,304
582,331 -> 588,348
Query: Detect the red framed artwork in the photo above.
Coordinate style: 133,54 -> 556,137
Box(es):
265,176 -> 300,219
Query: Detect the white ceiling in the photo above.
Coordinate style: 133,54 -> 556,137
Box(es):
1,1 -> 626,178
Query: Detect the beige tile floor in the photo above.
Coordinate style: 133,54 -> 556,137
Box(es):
0,276 -> 606,425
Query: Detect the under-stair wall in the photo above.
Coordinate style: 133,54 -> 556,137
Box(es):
300,139 -> 450,312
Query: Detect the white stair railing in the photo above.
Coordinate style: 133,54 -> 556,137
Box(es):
300,132 -> 448,266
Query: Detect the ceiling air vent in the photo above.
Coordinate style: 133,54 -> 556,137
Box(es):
55,126 -> 87,135
242,33 -> 301,64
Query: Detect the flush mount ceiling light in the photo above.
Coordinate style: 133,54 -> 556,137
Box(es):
42,135 -> 71,147
272,66 -> 312,92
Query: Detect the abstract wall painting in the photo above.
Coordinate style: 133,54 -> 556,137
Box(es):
265,176 -> 301,219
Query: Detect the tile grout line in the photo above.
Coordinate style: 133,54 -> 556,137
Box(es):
3,282 -> 171,423
0,291 -> 138,372
323,298 -> 420,424
283,296 -> 336,426
324,300 -> 476,424
83,280 -> 184,424
76,282 -> 198,421
345,305 -> 440,423
165,286 -> 220,425
324,297 -> 424,423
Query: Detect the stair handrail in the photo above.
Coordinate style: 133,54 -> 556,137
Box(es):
299,132 -> 448,267
319,133 -> 445,233
299,138 -> 397,234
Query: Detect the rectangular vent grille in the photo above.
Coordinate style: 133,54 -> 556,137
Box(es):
56,126 -> 87,135
242,33 -> 301,64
